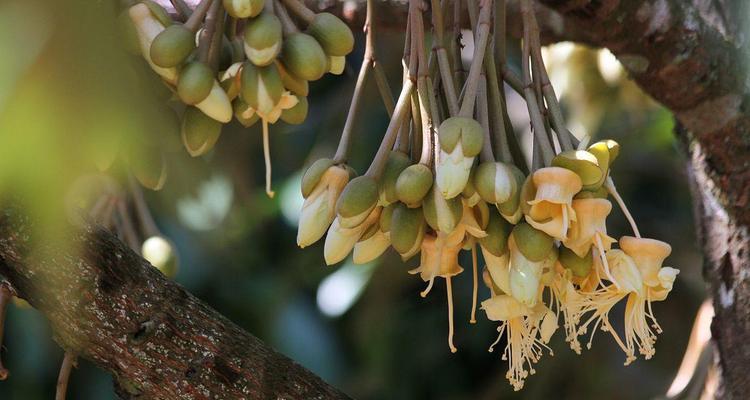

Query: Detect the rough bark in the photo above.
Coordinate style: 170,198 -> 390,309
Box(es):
0,208 -> 350,400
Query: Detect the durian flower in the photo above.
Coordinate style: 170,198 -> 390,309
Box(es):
435,117 -> 484,199
297,161 -> 350,248
323,206 -> 380,265
128,3 -> 178,85
507,235 -> 557,308
563,198 -> 618,285
353,227 -> 390,264
619,236 -> 672,287
549,267 -> 585,353
408,231 -> 464,353
525,167 -> 582,240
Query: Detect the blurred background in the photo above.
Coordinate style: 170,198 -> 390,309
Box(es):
0,0 -> 705,399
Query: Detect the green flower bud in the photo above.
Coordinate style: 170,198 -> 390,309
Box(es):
328,56 -> 345,75
150,24 -> 195,68
479,211 -> 511,257
128,142 -> 167,191
474,162 -> 516,204
519,174 -> 536,216
307,13 -> 354,56
223,0 -> 264,18
511,222 -> 554,262
423,185 -> 463,233
221,62 -> 244,100
551,150 -> 603,190
559,246 -> 593,278
280,96 -> 308,125
241,62 -> 284,115
395,164 -> 433,207
353,227 -> 390,264
574,186 -> 608,200
497,165 -> 525,223
128,3 -> 179,84
181,107 -> 222,157
243,12 -> 282,66
379,151 -> 411,205
438,117 -> 483,155
462,167 -> 481,205
232,98 -> 260,127
281,33 -> 328,81
585,141 -> 612,190
301,158 -> 336,197
178,61 -> 214,104
336,175 -> 379,228
380,203 -> 395,232
601,139 -> 620,164
277,61 -> 309,97
142,0 -> 173,27
142,235 -> 179,278
391,204 -> 425,255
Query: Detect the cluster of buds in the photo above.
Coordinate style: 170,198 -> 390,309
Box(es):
296,0 -> 680,391
120,0 -> 353,195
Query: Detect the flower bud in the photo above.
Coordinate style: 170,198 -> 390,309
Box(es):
479,211 -> 511,257
307,13 -> 354,56
558,246 -> 593,278
511,222 -> 554,262
423,185 -> 463,233
379,203 -> 395,232
220,62 -> 244,100
497,165 -> 525,224
276,61 -> 309,97
297,161 -> 350,248
243,12 -> 282,66
551,150 -> 603,191
336,176 -> 379,228
481,246 -> 511,294
395,164 -> 433,207
150,24 -> 195,68
281,33 -> 328,81
474,162 -> 516,204
223,0 -> 264,18
181,107 -> 222,157
619,236 -> 672,287
178,61 -> 214,104
353,227 -> 390,264
128,142 -> 167,191
241,62 -> 297,122
142,235 -> 179,278
280,96 -> 308,125
462,168 -> 481,206
525,167 -> 582,240
193,80 -> 233,123
508,236 -> 543,307
232,98 -> 260,127
128,3 -> 179,84
390,204 -> 426,255
379,151 -> 411,206
328,56 -> 345,75
142,0 -> 173,27
324,207 -> 380,265
435,117 -> 483,199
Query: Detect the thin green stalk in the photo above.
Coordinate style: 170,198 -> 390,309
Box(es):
484,46 -> 513,163
458,0 -> 491,117
184,0 -> 214,32
477,75 -> 494,162
431,0 -> 459,116
169,0 -> 190,20
279,0 -> 316,23
365,79 -> 415,178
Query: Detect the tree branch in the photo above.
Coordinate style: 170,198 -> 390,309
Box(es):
0,208 -> 349,400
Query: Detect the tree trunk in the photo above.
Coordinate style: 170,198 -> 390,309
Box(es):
0,208 -> 350,400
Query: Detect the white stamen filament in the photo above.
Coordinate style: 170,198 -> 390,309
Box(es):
605,177 -> 640,238
262,119 -> 275,198
447,277 -> 458,353
470,246 -> 478,324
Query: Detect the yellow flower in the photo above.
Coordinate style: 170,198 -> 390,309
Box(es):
619,236 -> 672,287
563,198 -> 618,286
525,167 -> 582,240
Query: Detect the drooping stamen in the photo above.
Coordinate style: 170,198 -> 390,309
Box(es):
605,177 -> 640,238
470,245 -> 478,324
262,119 -> 275,198
446,277 -> 457,353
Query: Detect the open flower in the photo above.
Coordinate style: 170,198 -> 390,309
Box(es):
619,236 -> 672,287
563,198 -> 617,284
525,167 -> 582,240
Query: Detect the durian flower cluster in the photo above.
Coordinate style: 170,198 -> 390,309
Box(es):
121,0 -> 353,195
299,138 -> 679,390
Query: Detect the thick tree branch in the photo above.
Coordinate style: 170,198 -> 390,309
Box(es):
0,208 -> 349,400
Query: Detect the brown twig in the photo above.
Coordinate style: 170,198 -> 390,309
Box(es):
55,352 -> 77,400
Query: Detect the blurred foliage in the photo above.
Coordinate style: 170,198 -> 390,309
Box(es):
0,2 -> 704,399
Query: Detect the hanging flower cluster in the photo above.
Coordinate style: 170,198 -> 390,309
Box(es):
121,0 -> 354,196
296,0 -> 679,391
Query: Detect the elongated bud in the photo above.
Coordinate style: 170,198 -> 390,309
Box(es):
558,246 -> 593,278
150,24 -> 195,68
336,176 -> 378,228
511,222 -> 554,262
585,141 -> 612,190
298,162 -> 350,248
128,3 -> 178,84
324,207 -> 380,265
281,33 -> 328,81
276,61 -> 309,96
280,96 -> 308,125
191,79 -> 232,123
462,168 -> 481,206
436,117 -> 483,199
391,204 -> 426,255
243,12 -> 282,66
142,0 -> 173,27
307,13 -> 354,56
508,236 -> 543,307
396,164 -> 433,207
552,150 -> 603,191
379,203 -> 395,232
223,0 -> 264,18
423,185 -> 463,233
128,142 -> 167,191
497,165 -> 525,224
379,151 -> 411,205
301,158 -> 335,197
178,61 -> 214,104
181,107 -> 222,157
353,228 -> 390,264
142,236 -> 179,278
479,211 -> 511,257
474,162 -> 516,204
241,62 -> 285,119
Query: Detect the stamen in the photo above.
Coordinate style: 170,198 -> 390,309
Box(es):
595,235 -> 618,289
470,245 -> 478,324
446,277 -> 458,353
420,274 -> 436,298
262,119 -> 275,198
